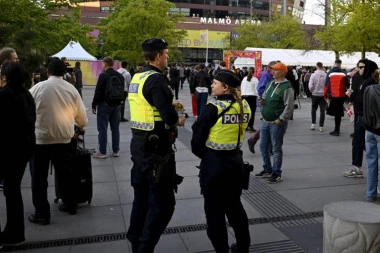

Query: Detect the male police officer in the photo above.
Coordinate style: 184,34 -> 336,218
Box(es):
127,38 -> 185,253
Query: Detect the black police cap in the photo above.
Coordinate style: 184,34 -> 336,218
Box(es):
141,38 -> 168,52
214,69 -> 241,88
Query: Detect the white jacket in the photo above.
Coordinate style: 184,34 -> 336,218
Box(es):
29,76 -> 88,144
240,76 -> 259,96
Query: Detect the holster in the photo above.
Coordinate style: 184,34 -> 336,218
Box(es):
242,162 -> 254,190
147,133 -> 183,191
152,153 -> 171,184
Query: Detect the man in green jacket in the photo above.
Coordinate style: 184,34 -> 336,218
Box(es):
255,62 -> 294,183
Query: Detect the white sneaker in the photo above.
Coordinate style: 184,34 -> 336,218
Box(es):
319,127 -> 324,132
93,152 -> 107,159
311,124 -> 316,130
112,152 -> 120,157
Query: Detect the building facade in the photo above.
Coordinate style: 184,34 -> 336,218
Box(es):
78,0 -> 306,64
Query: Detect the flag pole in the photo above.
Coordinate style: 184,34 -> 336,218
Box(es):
205,29 -> 209,66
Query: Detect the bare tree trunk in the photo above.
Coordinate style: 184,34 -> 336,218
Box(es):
361,47 -> 365,59
334,51 -> 339,61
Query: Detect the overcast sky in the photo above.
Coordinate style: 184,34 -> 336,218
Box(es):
302,0 -> 325,25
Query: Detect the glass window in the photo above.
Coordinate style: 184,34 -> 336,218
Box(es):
253,2 -> 269,10
205,0 -> 216,4
100,6 -> 109,12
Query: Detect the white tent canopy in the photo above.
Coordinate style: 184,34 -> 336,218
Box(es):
233,47 -> 380,70
52,41 -> 97,61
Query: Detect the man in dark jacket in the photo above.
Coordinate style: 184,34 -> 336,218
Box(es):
127,38 -> 185,253
192,64 -> 211,116
169,63 -> 180,100
343,59 -> 378,178
324,59 -> 349,136
91,56 -> 124,159
349,68 -> 363,137
73,61 -> 83,98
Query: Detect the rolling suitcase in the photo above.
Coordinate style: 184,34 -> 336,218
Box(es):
54,136 -> 93,205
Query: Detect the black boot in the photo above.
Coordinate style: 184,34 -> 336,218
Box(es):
231,243 -> 249,253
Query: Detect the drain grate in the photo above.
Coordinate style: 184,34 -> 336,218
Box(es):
9,212 -> 322,251
8,233 -> 128,251
242,176 -> 320,227
250,239 -> 305,253
196,239 -> 305,253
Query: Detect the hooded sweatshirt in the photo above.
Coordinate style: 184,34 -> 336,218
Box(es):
308,69 -> 327,96
353,59 -> 378,116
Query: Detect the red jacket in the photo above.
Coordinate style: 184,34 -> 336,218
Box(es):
324,68 -> 348,99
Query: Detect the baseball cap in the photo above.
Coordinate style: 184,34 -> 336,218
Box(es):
270,62 -> 288,73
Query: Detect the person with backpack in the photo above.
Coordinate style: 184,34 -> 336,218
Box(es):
343,59 -> 378,179
363,72 -> 380,202
91,56 -> 125,159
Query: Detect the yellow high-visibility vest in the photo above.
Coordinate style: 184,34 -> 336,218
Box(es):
206,99 -> 251,150
128,70 -> 163,131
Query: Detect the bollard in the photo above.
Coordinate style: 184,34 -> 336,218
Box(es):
323,201 -> 380,253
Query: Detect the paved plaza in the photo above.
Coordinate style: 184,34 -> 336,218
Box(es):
0,82 -> 374,253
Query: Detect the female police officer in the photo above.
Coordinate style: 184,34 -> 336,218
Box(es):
191,69 -> 251,253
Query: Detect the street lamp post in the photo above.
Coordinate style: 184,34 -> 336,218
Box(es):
269,0 -> 272,20
250,0 -> 253,19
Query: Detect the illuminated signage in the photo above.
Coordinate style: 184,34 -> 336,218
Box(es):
199,17 -> 261,26
178,30 -> 230,49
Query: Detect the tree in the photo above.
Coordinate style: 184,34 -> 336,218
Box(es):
229,15 -> 308,50
339,1 -> 380,57
0,0 -> 95,74
99,0 -> 187,65
315,0 -> 380,59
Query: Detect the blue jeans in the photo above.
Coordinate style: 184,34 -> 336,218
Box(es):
196,91 -> 208,116
365,130 -> 380,200
97,102 -> 120,155
260,121 -> 288,176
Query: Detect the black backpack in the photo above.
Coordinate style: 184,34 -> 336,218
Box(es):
105,74 -> 124,106
363,84 -> 380,134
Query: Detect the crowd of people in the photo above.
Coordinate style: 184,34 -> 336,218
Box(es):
1,42 -> 380,253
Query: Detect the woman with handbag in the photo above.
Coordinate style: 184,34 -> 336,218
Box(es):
191,70 -> 251,253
